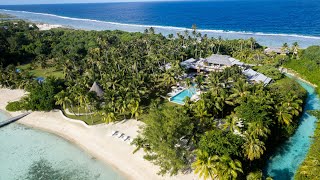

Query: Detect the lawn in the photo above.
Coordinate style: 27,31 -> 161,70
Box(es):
17,64 -> 64,79
284,58 -> 320,94
64,113 -> 105,125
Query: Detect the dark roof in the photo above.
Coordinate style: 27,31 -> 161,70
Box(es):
90,82 -> 104,97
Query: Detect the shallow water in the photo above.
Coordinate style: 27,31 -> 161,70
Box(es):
0,110 -> 125,180
266,80 -> 320,179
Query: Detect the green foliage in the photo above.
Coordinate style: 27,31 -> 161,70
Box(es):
256,65 -> 284,80
6,101 -> 24,112
307,110 -> 320,119
198,130 -> 244,157
301,46 -> 320,64
269,77 -> 307,100
0,20 -> 309,178
284,46 -> 320,94
140,106 -> 194,176
24,77 -> 64,111
295,110 -> 320,179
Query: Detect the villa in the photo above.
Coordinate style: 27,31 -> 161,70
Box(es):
264,47 -> 288,55
169,54 -> 273,105
242,69 -> 272,86
180,54 -> 245,72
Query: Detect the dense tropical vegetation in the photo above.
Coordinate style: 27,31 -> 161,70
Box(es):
284,46 -> 320,94
135,66 -> 306,178
0,20 -> 309,179
288,47 -> 320,180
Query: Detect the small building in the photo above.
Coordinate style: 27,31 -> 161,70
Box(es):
89,82 -> 104,98
264,47 -> 288,55
180,55 -> 242,72
205,54 -> 232,67
242,69 -> 272,86
180,58 -> 197,69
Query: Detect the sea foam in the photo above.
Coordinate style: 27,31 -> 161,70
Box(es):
1,9 -> 320,48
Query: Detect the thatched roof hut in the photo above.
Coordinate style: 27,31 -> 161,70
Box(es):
89,82 -> 104,98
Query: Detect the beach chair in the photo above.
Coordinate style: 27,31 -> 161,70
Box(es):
117,133 -> 125,138
122,135 -> 130,141
111,130 -> 119,136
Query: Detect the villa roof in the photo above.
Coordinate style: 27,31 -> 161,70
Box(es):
180,58 -> 198,69
229,58 -> 244,66
242,69 -> 272,85
90,82 -> 104,98
264,47 -> 288,54
206,54 -> 232,66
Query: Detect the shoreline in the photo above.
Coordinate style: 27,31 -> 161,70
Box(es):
1,9 -> 320,48
0,88 -> 196,180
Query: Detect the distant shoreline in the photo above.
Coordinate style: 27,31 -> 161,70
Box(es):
1,9 -> 320,48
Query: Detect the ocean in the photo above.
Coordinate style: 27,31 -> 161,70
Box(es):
0,0 -> 320,48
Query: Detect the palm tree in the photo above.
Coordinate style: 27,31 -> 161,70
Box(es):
218,155 -> 243,180
281,43 -> 289,54
247,120 -> 270,139
275,102 -> 293,126
195,75 -> 205,90
193,151 -> 243,180
223,113 -> 241,133
229,79 -> 250,104
298,157 -> 320,178
55,90 -> 74,114
192,150 -> 218,180
193,99 -> 211,124
128,99 -> 142,119
276,94 -> 302,126
242,133 -> 266,161
246,171 -> 263,180
292,42 -> 299,58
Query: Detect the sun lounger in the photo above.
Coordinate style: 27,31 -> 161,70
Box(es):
122,135 -> 130,141
111,130 -> 119,136
117,133 -> 125,138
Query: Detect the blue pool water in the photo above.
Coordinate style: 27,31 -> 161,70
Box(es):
266,79 -> 320,179
170,87 -> 197,105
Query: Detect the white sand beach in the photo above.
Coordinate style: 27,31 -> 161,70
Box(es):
0,88 -> 196,180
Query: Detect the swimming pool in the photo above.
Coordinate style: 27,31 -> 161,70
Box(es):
170,87 -> 197,105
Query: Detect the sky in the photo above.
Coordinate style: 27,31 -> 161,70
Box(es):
0,0 -> 185,5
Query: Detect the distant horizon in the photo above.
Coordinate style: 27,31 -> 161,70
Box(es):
0,0 -> 188,6
0,0 -> 269,6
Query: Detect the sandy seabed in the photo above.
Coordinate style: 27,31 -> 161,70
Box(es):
0,88 -> 196,180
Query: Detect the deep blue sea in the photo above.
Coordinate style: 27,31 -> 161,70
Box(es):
1,0 -> 320,47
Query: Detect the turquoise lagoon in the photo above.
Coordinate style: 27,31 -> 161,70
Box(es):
0,110 -> 125,180
170,87 -> 197,105
266,79 -> 320,179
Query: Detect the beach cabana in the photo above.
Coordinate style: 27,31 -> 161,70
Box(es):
89,82 -> 104,98
264,47 -> 288,55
